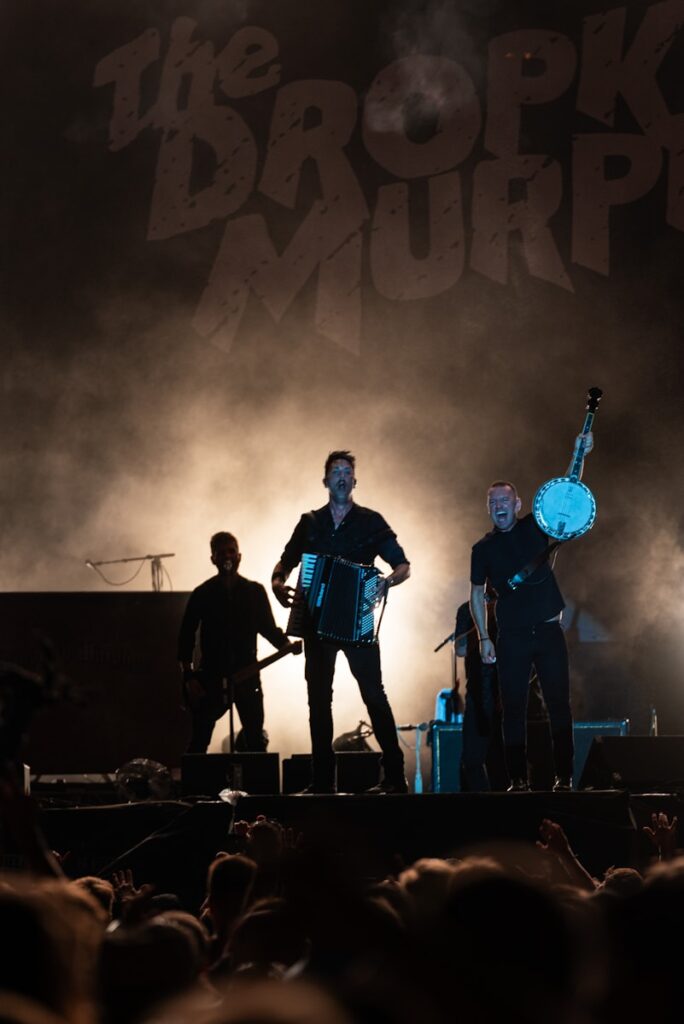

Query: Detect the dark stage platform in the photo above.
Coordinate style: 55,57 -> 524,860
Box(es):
33,790 -> 684,912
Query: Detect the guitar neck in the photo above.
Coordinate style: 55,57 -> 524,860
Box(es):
231,641 -> 299,685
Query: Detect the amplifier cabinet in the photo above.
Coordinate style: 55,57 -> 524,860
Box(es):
429,719 -> 630,792
429,724 -> 464,793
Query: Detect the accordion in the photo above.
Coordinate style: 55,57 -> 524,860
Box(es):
286,553 -> 383,646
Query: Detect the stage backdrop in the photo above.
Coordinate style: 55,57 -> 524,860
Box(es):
2,1 -> 684,769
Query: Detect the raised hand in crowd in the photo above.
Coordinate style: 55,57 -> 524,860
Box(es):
231,814 -> 304,902
642,810 -> 679,861
233,814 -> 303,863
111,867 -> 156,925
536,817 -> 597,892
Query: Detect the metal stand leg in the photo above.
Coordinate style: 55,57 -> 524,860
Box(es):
414,726 -> 423,794
222,677 -> 235,753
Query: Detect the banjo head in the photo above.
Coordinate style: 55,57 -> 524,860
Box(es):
532,477 -> 596,540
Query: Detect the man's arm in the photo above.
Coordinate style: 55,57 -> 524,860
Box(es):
255,585 -> 289,649
375,518 -> 410,594
470,583 -> 495,664
271,560 -> 296,609
178,591 -> 200,673
272,516 -> 309,608
384,561 -> 410,590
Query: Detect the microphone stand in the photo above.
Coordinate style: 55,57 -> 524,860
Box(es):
396,722 -> 429,794
434,631 -> 455,652
86,553 -> 175,591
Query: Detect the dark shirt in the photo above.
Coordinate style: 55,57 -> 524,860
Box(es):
177,575 -> 287,675
280,503 -> 408,574
470,513 -> 564,633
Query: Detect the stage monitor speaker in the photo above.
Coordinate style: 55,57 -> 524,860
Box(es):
281,752 -> 381,793
573,719 -> 630,787
281,754 -> 310,794
336,751 -> 381,792
578,736 -> 684,793
181,753 -> 280,796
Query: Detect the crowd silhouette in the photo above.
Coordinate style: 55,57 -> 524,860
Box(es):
1,756 -> 682,1024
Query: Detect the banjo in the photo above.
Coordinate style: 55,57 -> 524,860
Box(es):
532,387 -> 603,541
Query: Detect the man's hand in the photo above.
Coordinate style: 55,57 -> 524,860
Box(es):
111,868 -> 156,925
537,817 -> 573,857
371,576 -> 389,603
479,638 -> 496,664
272,580 -> 295,608
575,430 -> 594,454
180,668 -> 204,710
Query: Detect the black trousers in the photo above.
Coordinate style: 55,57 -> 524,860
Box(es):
304,635 -> 405,789
496,621 -> 574,782
460,656 -> 507,792
186,675 -> 266,754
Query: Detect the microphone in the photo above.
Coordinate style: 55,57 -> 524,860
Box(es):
396,722 -> 429,732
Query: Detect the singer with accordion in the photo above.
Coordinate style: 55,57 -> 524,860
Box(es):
272,450 -> 410,794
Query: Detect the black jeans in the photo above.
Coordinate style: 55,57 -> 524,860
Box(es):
187,675 -> 266,754
304,635 -> 405,788
496,621 -> 573,782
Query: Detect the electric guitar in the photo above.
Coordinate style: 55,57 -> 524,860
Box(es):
532,387 -> 602,541
182,639 -> 302,711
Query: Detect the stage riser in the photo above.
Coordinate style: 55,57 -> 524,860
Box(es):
234,792 -> 637,879
33,792 -> 654,900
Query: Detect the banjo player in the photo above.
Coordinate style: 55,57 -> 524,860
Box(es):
469,431 -> 594,793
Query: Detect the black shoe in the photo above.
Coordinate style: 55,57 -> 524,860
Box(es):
552,776 -> 572,792
365,776 -> 409,795
295,783 -> 336,795
507,778 -> 529,792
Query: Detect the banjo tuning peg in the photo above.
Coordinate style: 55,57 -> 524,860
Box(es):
587,387 -> 603,410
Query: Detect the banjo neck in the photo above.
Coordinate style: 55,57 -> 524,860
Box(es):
568,395 -> 600,481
